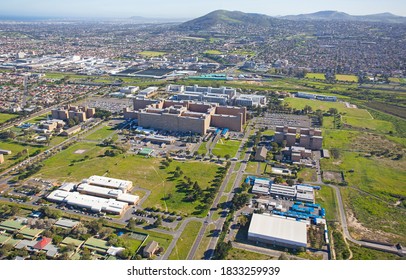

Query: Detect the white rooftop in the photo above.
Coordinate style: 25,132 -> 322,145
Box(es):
84,175 -> 132,191
47,190 -> 128,214
248,214 -> 307,248
77,183 -> 139,204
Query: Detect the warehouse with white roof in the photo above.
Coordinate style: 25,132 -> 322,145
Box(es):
77,183 -> 139,204
83,175 -> 133,192
248,213 -> 307,249
47,190 -> 128,215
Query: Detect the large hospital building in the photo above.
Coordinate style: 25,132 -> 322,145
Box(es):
124,98 -> 247,135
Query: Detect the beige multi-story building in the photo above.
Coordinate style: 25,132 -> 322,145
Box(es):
132,99 -> 246,135
274,126 -> 323,150
51,105 -> 95,122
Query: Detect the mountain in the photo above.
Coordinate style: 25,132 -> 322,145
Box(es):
281,10 -> 406,23
178,10 -> 278,31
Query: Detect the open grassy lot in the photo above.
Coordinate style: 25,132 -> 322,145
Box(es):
0,113 -> 18,124
335,74 -> 358,82
36,142 -> 221,216
297,168 -> 317,182
284,97 -> 372,119
342,117 -> 395,134
305,73 -> 326,80
84,124 -> 116,141
322,130 -> 359,149
169,221 -> 202,260
226,248 -> 273,260
315,186 -> 339,221
212,139 -> 240,158
349,243 -> 405,260
137,51 -> 166,57
0,140 -> 45,171
204,50 -> 222,55
197,142 -> 208,155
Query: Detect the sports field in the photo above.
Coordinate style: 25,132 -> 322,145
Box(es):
335,74 -> 358,82
212,139 -> 241,158
137,51 -> 166,57
305,73 -> 326,80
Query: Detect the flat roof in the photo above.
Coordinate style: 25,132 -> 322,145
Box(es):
85,175 -> 132,191
61,237 -> 84,247
19,228 -> 43,239
248,214 -> 307,247
0,220 -> 25,231
47,190 -> 128,214
55,218 -> 80,229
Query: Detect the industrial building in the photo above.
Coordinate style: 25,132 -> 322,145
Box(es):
47,190 -> 129,215
83,175 -> 133,192
138,87 -> 159,98
295,92 -> 337,102
77,184 -> 139,204
167,84 -> 266,107
130,99 -> 246,135
248,214 -> 307,249
274,126 -> 323,150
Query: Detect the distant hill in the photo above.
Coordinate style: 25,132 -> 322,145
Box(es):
281,10 -> 406,23
178,10 -> 279,31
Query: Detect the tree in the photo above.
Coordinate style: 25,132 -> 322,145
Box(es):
303,105 -> 312,114
273,177 -> 283,184
278,253 -> 289,260
214,241 -> 232,260
81,248 -> 92,260
153,216 -> 162,227
297,178 -> 304,184
53,235 -> 63,245
127,218 -> 136,231
231,193 -> 250,210
224,154 -> 230,161
286,179 -> 294,186
328,108 -> 338,115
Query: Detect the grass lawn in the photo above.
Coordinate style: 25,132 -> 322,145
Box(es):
36,142 -> 221,217
193,224 -> 215,260
261,130 -> 275,136
305,73 -> 326,80
138,51 -> 166,57
245,161 -> 259,174
225,171 -> 237,193
197,142 -> 208,155
284,97 -> 372,119
212,139 -> 241,158
0,113 -> 18,124
0,140 -> 45,171
204,50 -> 222,55
322,116 -> 335,129
226,248 -> 273,260
322,129 -> 360,149
342,117 -> 395,134
169,221 -> 202,260
297,168 -> 317,182
85,124 -> 116,141
349,243 -> 405,260
335,74 -> 358,82
315,186 -> 339,221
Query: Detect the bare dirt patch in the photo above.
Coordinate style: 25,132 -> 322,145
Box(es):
74,149 -> 87,154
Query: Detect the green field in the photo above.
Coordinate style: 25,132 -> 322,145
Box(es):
322,130 -> 359,149
0,140 -> 45,171
36,142 -> 221,216
197,142 -> 208,156
342,117 -> 395,134
284,97 -> 372,119
0,113 -> 18,124
226,248 -> 273,260
138,51 -> 166,57
389,77 -> 406,84
84,125 -> 116,141
315,186 -> 339,221
305,73 -> 326,80
212,139 -> 240,158
204,50 -> 222,55
335,74 -> 358,83
349,243 -> 405,260
297,168 -> 317,182
169,221 -> 202,260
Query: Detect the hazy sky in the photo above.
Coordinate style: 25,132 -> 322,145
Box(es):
2,0 -> 406,18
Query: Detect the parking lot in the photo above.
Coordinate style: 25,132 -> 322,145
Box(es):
256,113 -> 312,129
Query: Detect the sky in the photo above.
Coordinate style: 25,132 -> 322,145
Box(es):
1,0 -> 406,18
